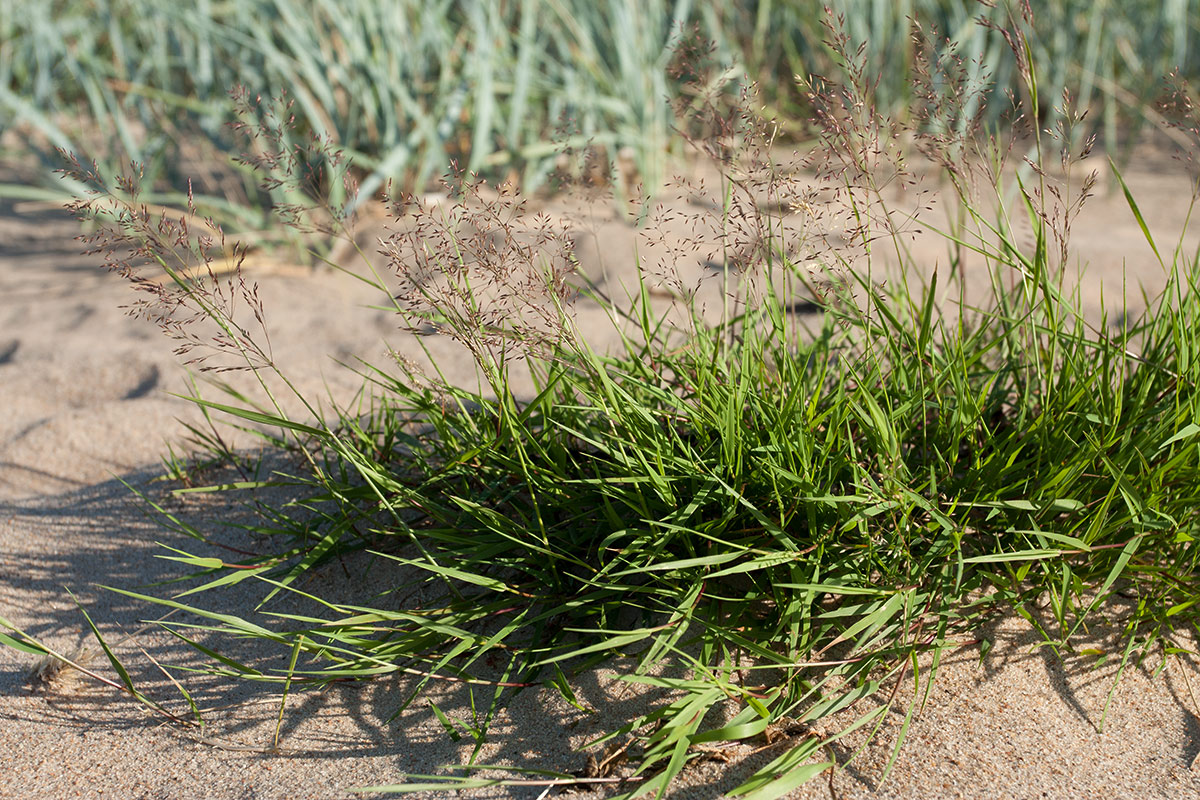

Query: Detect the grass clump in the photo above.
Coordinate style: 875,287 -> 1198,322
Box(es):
6,6 -> 1200,798
3,0 -> 1197,226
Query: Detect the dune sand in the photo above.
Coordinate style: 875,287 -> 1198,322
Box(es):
3,155 -> 1200,799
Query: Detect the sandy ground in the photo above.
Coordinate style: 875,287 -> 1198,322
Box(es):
3,153 -> 1200,799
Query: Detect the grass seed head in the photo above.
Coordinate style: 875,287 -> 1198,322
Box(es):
26,647 -> 95,695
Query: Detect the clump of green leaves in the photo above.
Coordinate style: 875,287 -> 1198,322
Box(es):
3,0 -> 1196,226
